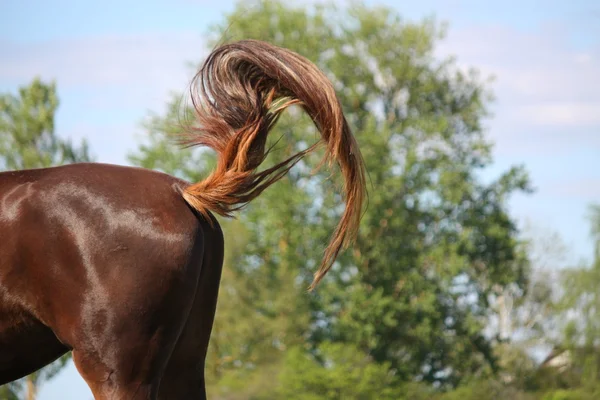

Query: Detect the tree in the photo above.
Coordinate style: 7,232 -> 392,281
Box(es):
130,0 -> 532,396
550,205 -> 600,394
277,343 -> 404,400
0,78 -> 92,399
0,78 -> 91,170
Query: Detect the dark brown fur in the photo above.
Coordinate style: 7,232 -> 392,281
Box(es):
0,40 -> 366,399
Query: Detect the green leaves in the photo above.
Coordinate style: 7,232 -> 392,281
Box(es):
278,343 -> 403,400
0,78 -> 91,170
549,206 -> 600,389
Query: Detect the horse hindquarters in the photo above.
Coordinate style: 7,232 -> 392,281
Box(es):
1,164 -> 217,399
18,165 -> 209,400
69,226 -> 206,400
158,216 -> 224,400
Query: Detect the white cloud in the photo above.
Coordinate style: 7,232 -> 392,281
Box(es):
548,178 -> 600,199
443,24 -> 600,101
517,102 -> 600,127
437,23 -> 600,156
0,32 -> 205,88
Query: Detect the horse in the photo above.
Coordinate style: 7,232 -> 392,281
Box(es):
0,39 -> 366,399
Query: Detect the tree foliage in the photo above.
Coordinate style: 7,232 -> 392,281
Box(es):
0,78 -> 91,170
549,206 -> 600,391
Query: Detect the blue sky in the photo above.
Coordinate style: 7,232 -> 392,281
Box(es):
1,0 -> 599,398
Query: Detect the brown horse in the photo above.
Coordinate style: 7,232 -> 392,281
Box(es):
0,40 -> 366,399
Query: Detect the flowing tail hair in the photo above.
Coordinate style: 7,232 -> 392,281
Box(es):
180,40 -> 366,290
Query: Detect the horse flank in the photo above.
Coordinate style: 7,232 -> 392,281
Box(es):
179,40 -> 366,289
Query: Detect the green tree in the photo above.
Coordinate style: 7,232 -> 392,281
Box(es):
277,343 -> 404,400
130,0 -> 532,396
0,78 -> 92,399
550,205 -> 600,394
0,78 -> 91,170
485,227 -> 566,393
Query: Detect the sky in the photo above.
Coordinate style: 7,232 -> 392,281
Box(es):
1,0 -> 599,398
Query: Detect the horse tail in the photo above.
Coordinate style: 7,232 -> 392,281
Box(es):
180,40 -> 366,289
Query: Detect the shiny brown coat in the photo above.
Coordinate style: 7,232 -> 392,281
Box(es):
0,164 -> 223,398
